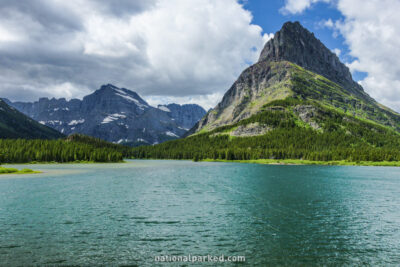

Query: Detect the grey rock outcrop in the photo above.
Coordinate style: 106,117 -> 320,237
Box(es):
293,105 -> 321,130
230,123 -> 271,137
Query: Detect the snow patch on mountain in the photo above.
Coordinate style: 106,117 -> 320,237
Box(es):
115,93 -> 148,110
158,105 -> 171,112
116,138 -> 131,144
165,131 -> 179,137
68,119 -> 85,126
101,114 -> 126,124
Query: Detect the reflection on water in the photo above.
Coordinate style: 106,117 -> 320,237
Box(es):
0,160 -> 399,265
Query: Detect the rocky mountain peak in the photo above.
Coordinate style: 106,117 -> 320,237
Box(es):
83,84 -> 150,113
96,84 -> 148,104
258,21 -> 359,91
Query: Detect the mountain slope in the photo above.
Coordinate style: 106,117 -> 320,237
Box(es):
133,98 -> 400,162
0,99 -> 64,139
6,84 -> 205,145
189,22 -> 400,134
133,21 -> 400,162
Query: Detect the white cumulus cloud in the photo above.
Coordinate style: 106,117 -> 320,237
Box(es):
332,48 -> 341,56
0,0 -> 271,109
281,0 -> 331,14
335,0 -> 400,111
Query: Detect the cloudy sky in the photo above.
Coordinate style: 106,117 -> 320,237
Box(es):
0,0 -> 399,111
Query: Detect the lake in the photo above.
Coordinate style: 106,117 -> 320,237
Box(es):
0,160 -> 400,266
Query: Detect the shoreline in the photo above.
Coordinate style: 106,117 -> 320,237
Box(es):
200,159 -> 400,167
2,160 -> 126,165
0,167 -> 41,175
1,161 -> 125,174
2,159 -> 400,168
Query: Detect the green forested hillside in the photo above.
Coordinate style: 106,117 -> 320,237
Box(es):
0,99 -> 64,139
132,98 -> 400,162
0,134 -> 133,163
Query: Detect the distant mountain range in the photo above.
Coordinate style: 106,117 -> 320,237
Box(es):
0,99 -> 63,139
4,84 -> 206,145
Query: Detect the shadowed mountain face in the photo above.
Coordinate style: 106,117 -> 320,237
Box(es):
5,84 -> 205,145
0,99 -> 64,139
157,103 -> 207,130
189,21 -> 400,135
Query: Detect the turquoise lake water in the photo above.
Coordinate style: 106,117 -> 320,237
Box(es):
0,160 -> 400,266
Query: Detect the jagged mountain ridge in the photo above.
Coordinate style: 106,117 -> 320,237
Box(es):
158,103 -> 207,130
189,21 -> 400,134
5,84 -> 206,144
0,99 -> 64,139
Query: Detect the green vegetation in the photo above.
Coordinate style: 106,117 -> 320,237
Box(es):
0,99 -> 64,139
201,159 -> 400,167
0,134 -> 133,163
0,167 -> 38,174
132,98 -> 400,163
288,62 -> 400,131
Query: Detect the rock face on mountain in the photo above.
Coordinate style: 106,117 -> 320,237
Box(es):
6,84 -> 205,145
259,22 -> 354,87
158,103 -> 206,130
189,21 -> 400,134
0,99 -> 64,139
